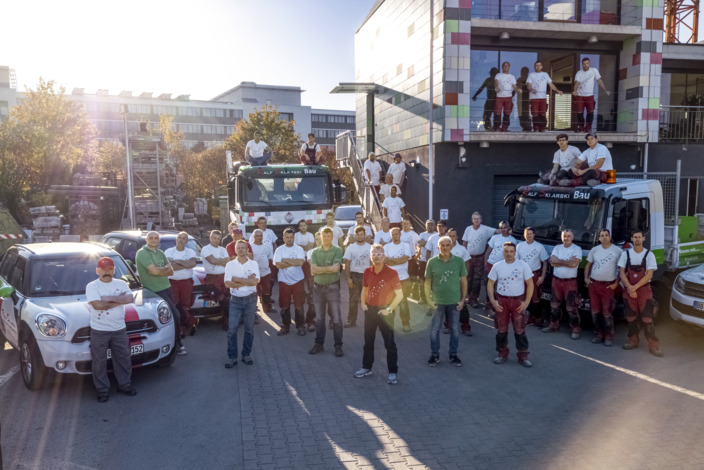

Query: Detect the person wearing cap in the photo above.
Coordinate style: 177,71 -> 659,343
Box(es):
387,153 -> 406,190
572,57 -> 610,133
135,231 -> 186,355
222,221 -> 247,248
572,133 -> 614,187
300,133 -> 322,165
245,131 -> 272,166
85,257 -> 137,402
225,229 -> 253,260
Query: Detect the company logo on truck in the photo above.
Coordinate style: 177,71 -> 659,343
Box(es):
519,185 -> 601,202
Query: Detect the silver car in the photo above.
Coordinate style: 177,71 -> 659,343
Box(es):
671,264 -> 704,331
0,243 -> 176,390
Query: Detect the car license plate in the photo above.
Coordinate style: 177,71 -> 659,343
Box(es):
107,344 -> 144,359
204,300 -> 218,308
694,301 -> 704,312
540,292 -> 552,301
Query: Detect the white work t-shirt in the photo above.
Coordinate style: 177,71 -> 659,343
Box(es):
400,230 -> 419,254
382,196 -> 405,224
294,231 -> 315,251
578,144 -> 613,171
516,241 -> 548,272
249,228 -> 278,247
574,68 -> 601,97
462,225 -> 495,256
487,234 -> 518,265
551,243 -> 583,279
451,244 -> 470,262
587,244 -> 622,281
387,162 -> 406,185
488,259 -> 533,297
553,146 -> 582,171
251,243 -> 273,277
364,159 -> 382,185
85,278 -> 132,331
164,247 -> 196,281
273,244 -> 305,285
246,140 -> 268,157
318,225 -> 345,247
383,242 -> 413,281
344,242 -> 372,274
201,244 -> 228,275
224,258 -> 260,297
346,225 -> 374,240
526,71 -> 552,100
617,249 -> 657,271
418,231 -> 435,261
374,230 -> 393,245
379,184 -> 401,200
495,73 -> 517,98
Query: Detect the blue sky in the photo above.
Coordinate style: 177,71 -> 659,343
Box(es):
5,0 -> 377,110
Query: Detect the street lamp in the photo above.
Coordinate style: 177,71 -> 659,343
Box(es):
120,104 -> 136,229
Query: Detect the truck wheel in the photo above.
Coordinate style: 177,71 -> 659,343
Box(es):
19,335 -> 46,390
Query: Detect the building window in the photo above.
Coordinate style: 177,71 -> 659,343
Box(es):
472,0 -> 619,24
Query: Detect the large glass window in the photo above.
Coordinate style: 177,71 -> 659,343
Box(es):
472,0 -> 619,24
243,176 -> 329,208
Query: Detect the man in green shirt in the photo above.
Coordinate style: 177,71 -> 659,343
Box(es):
425,235 -> 468,367
135,231 -> 185,355
309,227 -> 345,357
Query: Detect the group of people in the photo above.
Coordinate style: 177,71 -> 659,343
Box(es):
84,206 -> 662,399
538,132 -> 614,187
243,131 -> 326,166
472,57 -> 610,133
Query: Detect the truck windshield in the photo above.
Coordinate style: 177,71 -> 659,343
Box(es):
243,176 -> 329,207
511,196 -> 607,246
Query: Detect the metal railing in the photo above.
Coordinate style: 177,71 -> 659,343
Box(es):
336,131 -> 382,231
659,105 -> 704,142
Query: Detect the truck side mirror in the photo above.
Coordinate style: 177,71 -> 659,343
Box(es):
0,286 -> 13,297
334,184 -> 348,204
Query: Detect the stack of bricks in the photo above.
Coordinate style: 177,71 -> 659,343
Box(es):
29,206 -> 63,242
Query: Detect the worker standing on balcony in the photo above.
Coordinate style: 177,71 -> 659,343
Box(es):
572,57 -> 610,133
493,61 -> 521,132
526,60 -> 563,133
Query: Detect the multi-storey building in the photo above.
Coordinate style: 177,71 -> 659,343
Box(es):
347,0 -> 704,227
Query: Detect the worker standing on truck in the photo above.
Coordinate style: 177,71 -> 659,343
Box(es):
584,229 -> 622,347
618,230 -> 663,357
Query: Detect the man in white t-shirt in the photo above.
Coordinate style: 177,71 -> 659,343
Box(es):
572,133 -> 614,187
251,229 -> 275,315
201,230 -> 233,329
345,211 -> 374,246
585,229 -> 622,346
224,240 -> 260,368
165,232 -> 197,337
343,226 -> 372,327
384,227 -> 414,332
526,60 -> 562,133
487,242 -> 534,367
572,57 -> 610,133
417,219 -> 436,305
379,174 -> 402,201
299,132 -> 322,165
493,61 -> 521,132
86,257 -> 136,402
249,217 -> 278,252
387,153 -> 406,190
484,221 -> 517,315
426,219 -> 448,260
462,212 -> 496,308
617,230 -> 662,357
295,219 -> 318,330
245,131 -> 272,166
374,217 -> 393,246
273,228 -> 307,336
516,227 -> 549,327
382,186 -> 405,229
544,229 -> 583,338
400,217 -> 420,301
364,152 -> 383,198
540,134 -> 581,186
318,212 -> 345,247
448,228 -> 473,336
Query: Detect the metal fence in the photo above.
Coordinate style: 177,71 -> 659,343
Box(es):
336,131 -> 382,230
618,169 -> 680,224
659,106 -> 704,142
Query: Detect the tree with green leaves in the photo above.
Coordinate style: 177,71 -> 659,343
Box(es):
224,105 -> 301,164
179,146 -> 228,206
0,79 -> 97,217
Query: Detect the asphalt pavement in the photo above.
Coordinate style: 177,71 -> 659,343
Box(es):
1,283 -> 704,470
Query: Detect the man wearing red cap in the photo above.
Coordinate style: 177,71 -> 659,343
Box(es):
86,257 -> 137,402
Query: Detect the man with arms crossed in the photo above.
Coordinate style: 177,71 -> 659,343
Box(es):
86,257 -> 137,402
462,212 -> 495,309
585,229 -> 622,346
343,226 -> 372,328
355,245 -> 404,385
165,232 -> 197,337
544,229 -> 582,338
273,227 -> 307,336
488,242 -> 534,367
516,227 -> 548,327
384,227 -> 414,332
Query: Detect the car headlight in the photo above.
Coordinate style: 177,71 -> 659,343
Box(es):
35,314 -> 67,338
157,301 -> 172,325
674,275 -> 686,294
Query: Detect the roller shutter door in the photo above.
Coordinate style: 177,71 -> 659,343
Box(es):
492,175 -> 534,227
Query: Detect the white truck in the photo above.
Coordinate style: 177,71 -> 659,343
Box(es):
504,175 -> 704,318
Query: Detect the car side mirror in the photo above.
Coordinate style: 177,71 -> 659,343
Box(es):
0,286 -> 13,297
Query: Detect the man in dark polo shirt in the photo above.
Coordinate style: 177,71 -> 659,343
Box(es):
135,231 -> 185,355
355,244 -> 404,384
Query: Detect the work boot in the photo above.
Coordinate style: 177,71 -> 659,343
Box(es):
623,335 -> 639,350
277,325 -> 290,336
623,321 -> 640,350
542,321 -> 560,333
647,338 -> 664,357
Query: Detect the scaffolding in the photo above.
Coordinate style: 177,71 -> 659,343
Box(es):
665,0 -> 700,43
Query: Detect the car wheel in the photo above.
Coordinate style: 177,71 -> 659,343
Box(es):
155,348 -> 176,368
19,334 -> 47,390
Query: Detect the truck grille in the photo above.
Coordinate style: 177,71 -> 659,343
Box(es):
683,280 -> 704,298
71,320 -> 159,344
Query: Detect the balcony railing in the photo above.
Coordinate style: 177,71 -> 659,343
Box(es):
659,106 -> 704,142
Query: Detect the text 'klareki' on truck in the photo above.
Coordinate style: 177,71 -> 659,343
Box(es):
504,168 -> 704,319
227,163 -> 347,238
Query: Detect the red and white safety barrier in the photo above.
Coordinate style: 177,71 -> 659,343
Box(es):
0,234 -> 24,240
